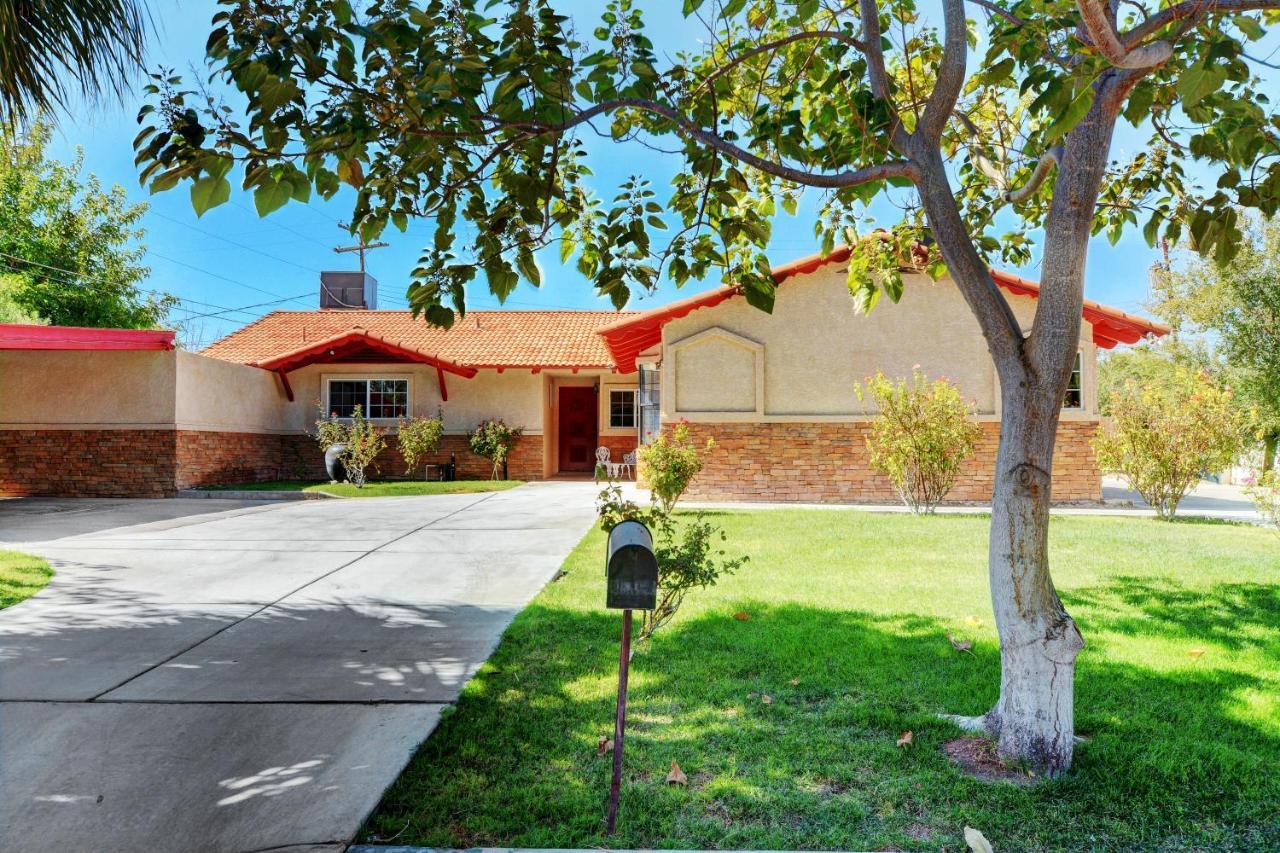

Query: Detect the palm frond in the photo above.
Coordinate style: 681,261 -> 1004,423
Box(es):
0,0 -> 151,125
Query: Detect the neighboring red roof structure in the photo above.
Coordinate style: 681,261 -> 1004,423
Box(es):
203,310 -> 636,370
0,323 -> 175,351
599,247 -> 1171,372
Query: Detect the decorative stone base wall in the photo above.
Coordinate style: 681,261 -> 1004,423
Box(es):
174,431 -> 284,490
675,420 -> 1102,504
280,433 -> 546,482
0,429 -> 179,498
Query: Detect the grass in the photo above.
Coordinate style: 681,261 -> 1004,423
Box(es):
204,479 -> 524,497
0,550 -> 53,609
362,511 -> 1280,851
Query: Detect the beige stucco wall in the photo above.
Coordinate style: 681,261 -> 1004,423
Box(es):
0,349 -> 177,428
661,267 -> 1097,422
174,350 -> 292,433
280,363 -> 547,435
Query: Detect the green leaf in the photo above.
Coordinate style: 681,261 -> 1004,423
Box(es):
1177,60 -> 1227,109
190,175 -> 230,218
253,180 -> 292,216
1042,86 -> 1094,142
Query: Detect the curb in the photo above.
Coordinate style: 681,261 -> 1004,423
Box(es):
176,489 -> 338,501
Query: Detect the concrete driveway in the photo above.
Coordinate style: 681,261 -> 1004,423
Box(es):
0,482 -> 598,853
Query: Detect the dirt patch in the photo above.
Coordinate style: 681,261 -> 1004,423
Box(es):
944,736 -> 1038,786
904,821 -> 932,842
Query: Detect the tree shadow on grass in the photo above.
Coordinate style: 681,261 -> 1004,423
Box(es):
1068,575 -> 1280,651
364,599 -> 1280,852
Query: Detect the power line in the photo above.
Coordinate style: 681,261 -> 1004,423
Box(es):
151,211 -> 325,276
168,291 -> 313,323
145,251 -> 315,306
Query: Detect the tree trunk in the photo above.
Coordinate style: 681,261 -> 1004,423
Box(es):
1264,431 -> 1278,475
982,385 -> 1085,777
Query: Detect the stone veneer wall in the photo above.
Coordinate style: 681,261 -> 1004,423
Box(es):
280,433 -> 546,482
174,431 -> 285,490
0,429 -> 179,498
675,420 -> 1101,503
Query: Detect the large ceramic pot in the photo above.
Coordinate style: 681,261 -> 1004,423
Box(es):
324,444 -> 348,483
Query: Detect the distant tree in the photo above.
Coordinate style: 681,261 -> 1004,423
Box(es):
0,272 -> 42,324
1151,216 -> 1280,474
0,121 -> 173,327
0,0 -> 150,125
1097,337 -> 1215,414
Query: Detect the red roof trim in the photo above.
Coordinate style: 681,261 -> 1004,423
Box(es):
252,328 -> 479,377
599,248 -> 1170,372
0,323 -> 175,351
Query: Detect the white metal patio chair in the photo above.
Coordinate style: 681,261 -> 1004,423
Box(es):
619,450 -> 637,480
595,446 -> 620,479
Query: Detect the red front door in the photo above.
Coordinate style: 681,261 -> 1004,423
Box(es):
558,386 -> 598,472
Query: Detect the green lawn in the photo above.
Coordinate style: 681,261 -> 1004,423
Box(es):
362,511 -> 1280,851
206,480 -> 523,497
0,550 -> 53,609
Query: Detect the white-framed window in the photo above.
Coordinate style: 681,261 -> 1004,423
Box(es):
609,388 -> 637,429
326,377 -> 409,419
1063,352 -> 1083,410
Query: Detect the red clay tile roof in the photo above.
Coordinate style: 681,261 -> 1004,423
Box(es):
201,310 -> 638,370
599,247 -> 1171,372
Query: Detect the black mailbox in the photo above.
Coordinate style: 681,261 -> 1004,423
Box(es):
605,520 -> 658,610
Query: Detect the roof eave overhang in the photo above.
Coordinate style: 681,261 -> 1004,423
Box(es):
0,323 -> 176,351
252,329 -> 478,377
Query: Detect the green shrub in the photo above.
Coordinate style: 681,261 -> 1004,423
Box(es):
398,412 -> 445,477
1094,368 -> 1246,519
469,418 -> 523,479
858,368 -> 981,513
638,422 -> 712,514
314,405 -> 385,488
1245,471 -> 1280,532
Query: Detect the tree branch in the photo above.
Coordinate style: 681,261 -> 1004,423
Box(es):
692,30 -> 867,97
965,0 -> 1026,27
1076,0 -> 1173,68
545,97 -> 918,189
1123,0 -> 1280,47
1004,146 -> 1064,203
858,0 -> 892,102
919,0 -> 969,140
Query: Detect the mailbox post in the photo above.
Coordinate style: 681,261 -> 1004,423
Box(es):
604,520 -> 658,835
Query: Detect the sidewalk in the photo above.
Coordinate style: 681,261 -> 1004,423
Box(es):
618,476 -> 1264,524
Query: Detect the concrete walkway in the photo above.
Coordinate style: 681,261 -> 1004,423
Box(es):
618,477 -> 1265,524
0,482 -> 599,853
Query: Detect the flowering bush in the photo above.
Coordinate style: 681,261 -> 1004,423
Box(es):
858,368 -> 981,513
468,418 -> 523,479
1094,368 -> 1246,520
1245,472 -> 1280,532
314,405 -> 385,487
638,422 -> 712,514
398,412 -> 444,477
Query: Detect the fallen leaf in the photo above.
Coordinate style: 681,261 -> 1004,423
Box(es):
964,825 -> 995,853
788,678 -> 801,686
733,611 -> 751,621
965,615 -> 985,627
760,694 -> 773,705
1188,647 -> 1206,659
948,634 -> 974,654
597,737 -> 614,756
666,761 -> 687,785
896,730 -> 913,747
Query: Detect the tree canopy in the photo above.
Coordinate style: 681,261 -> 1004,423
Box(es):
0,121 -> 173,328
134,0 -> 1280,324
1151,214 -> 1280,469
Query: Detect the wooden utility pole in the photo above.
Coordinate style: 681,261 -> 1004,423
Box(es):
334,222 -> 389,272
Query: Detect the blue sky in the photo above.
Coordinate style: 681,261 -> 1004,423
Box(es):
46,1 -> 1173,346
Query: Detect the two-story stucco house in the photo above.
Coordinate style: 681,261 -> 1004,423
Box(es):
0,247 -> 1167,499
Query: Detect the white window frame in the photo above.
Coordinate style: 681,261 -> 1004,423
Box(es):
1062,352 -> 1084,411
608,388 -> 638,429
322,373 -> 413,422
